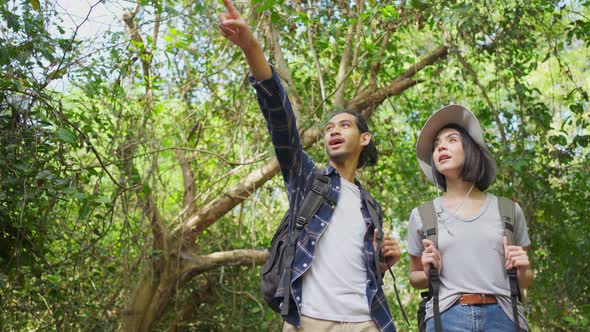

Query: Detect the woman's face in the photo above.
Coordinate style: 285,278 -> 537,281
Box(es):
432,127 -> 465,179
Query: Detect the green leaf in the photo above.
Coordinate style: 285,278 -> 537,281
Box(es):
574,135 -> 590,148
256,0 -> 275,12
4,12 -> 20,31
79,201 -> 91,220
95,196 -> 112,204
35,170 -> 53,180
73,190 -> 87,200
143,183 -> 151,196
549,135 -> 567,146
271,11 -> 280,24
56,128 -> 77,144
30,0 -> 40,11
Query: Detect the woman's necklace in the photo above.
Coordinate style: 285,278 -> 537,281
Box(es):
436,183 -> 475,235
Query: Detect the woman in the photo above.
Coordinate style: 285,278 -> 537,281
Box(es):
407,104 -> 534,331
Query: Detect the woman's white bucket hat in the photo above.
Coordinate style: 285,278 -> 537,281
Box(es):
416,104 -> 497,185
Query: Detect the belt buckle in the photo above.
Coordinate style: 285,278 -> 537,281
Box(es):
482,294 -> 486,304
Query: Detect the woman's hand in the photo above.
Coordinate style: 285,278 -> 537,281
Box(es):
421,239 -> 442,274
504,236 -> 530,271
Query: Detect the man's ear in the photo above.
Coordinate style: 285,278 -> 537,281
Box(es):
360,132 -> 371,147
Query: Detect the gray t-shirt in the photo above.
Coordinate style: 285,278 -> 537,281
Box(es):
407,193 -> 531,329
301,177 -> 371,322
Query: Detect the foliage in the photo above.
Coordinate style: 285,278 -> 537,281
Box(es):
0,0 -> 588,331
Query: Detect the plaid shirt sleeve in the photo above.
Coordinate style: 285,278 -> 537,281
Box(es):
249,67 -> 315,204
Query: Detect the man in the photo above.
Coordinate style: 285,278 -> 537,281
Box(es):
218,1 -> 400,331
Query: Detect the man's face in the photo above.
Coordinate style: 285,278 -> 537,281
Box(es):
323,113 -> 371,164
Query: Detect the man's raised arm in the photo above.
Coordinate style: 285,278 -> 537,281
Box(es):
216,0 -> 312,190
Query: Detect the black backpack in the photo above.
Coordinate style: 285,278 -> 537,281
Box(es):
260,170 -> 409,324
416,196 -> 523,332
260,171 -> 333,314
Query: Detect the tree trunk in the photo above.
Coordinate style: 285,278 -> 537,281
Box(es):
120,273 -> 174,332
119,238 -> 267,331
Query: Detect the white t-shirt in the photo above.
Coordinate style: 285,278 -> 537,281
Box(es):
301,177 -> 372,322
407,193 -> 531,330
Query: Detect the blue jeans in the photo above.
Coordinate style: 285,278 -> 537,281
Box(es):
426,303 -> 516,332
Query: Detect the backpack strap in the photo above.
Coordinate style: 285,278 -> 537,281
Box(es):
498,196 -> 523,332
417,201 -> 437,245
498,196 -> 516,246
364,194 -> 410,326
364,191 -> 410,325
280,170 -> 332,315
364,194 -> 383,285
417,200 -> 441,332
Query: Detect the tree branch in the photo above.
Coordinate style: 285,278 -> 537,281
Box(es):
174,125 -> 322,239
351,0 -> 364,73
178,158 -> 279,235
179,47 -> 447,238
334,1 -> 362,106
346,45 -> 448,114
264,14 -> 303,119
394,45 -> 448,82
122,8 -> 152,92
176,149 -> 196,215
153,6 -> 161,46
291,0 -> 327,103
346,77 -> 424,117
451,44 -> 509,147
181,249 -> 268,279
177,45 -> 448,239
334,22 -> 357,107
307,23 -> 326,102
368,31 -> 392,88
121,5 -> 162,254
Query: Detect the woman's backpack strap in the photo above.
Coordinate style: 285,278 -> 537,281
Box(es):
417,200 -> 441,332
417,200 -> 437,246
498,196 -> 516,246
497,196 -> 523,332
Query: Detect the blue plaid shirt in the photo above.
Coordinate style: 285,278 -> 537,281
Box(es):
250,68 -> 396,332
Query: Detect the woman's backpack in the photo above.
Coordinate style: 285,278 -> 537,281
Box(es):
416,196 -> 522,332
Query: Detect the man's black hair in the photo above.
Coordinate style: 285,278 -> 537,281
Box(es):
431,123 -> 495,191
329,110 -> 378,169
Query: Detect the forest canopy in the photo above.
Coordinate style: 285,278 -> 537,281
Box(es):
1,0 -> 589,331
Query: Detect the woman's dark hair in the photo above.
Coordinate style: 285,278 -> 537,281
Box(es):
431,123 -> 495,191
329,110 -> 378,168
